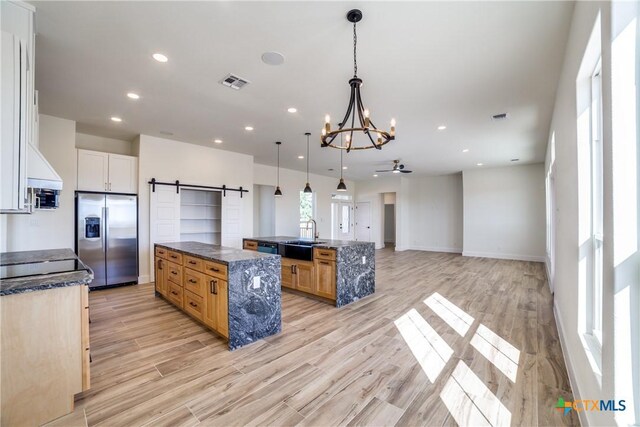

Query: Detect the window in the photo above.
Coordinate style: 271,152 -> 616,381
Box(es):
299,191 -> 314,238
590,60 -> 604,343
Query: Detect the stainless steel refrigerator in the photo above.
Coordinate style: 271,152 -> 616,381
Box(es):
76,192 -> 138,289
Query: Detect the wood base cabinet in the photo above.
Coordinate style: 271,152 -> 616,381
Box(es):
315,259 -> 337,300
1,285 -> 90,426
155,247 -> 229,339
280,248 -> 337,302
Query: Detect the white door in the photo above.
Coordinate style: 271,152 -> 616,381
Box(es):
108,154 -> 137,193
149,184 -> 180,281
333,202 -> 354,240
221,190 -> 243,249
77,149 -> 108,192
355,202 -> 371,242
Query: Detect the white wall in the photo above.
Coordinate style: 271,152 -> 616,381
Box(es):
137,135 -> 254,283
405,174 -> 464,253
253,163 -> 354,239
5,115 -> 77,251
75,133 -> 134,156
253,184 -> 275,237
355,174 -> 463,252
547,2 -> 639,426
462,164 -> 545,261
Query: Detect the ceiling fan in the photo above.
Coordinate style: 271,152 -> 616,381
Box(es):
376,160 -> 413,174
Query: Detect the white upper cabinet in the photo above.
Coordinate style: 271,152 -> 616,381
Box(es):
107,154 -> 137,193
77,149 -> 137,194
1,1 -> 35,211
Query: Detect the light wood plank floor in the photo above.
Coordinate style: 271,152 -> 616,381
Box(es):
47,248 -> 579,426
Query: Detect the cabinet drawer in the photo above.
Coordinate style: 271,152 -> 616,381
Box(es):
243,240 -> 258,251
203,260 -> 228,279
167,262 -> 182,285
155,246 -> 169,259
167,281 -> 183,307
184,255 -> 205,272
314,248 -> 336,261
167,250 -> 183,264
183,290 -> 204,321
184,268 -> 206,297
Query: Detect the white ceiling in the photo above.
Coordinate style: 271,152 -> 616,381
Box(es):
31,1 -> 574,181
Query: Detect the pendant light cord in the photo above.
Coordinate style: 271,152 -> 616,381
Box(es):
277,143 -> 280,186
306,133 -> 310,182
353,22 -> 358,77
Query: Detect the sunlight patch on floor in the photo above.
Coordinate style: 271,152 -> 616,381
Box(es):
470,324 -> 520,382
440,361 -> 512,427
394,308 -> 453,383
424,292 -> 474,336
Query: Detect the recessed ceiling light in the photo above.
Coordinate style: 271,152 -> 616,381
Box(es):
287,107 -> 297,113
462,149 -> 469,153
152,53 -> 168,63
110,116 -> 122,122
127,92 -> 140,100
373,174 -> 378,177
245,126 -> 254,131
298,155 -> 304,159
261,51 -> 285,66
437,125 -> 447,130
477,163 -> 484,166
511,158 -> 519,162
342,166 -> 348,170
214,139 -> 223,144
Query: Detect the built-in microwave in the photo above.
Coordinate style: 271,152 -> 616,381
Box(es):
33,188 -> 60,209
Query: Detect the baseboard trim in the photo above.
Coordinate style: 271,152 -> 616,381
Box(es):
408,245 -> 462,254
461,251 -> 545,262
553,302 -> 589,427
138,275 -> 151,285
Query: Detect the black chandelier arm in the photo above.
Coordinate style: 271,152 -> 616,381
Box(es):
364,126 -> 381,149
338,85 -> 356,140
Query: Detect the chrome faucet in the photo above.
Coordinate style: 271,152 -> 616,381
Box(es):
306,219 -> 319,241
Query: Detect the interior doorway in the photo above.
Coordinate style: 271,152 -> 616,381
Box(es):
383,192 -> 396,248
355,201 -> 371,242
253,184 -> 275,237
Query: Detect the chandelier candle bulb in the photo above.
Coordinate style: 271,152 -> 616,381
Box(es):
364,109 -> 370,127
390,118 -> 396,137
325,115 -> 331,133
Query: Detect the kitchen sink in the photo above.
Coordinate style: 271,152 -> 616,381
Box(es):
284,240 -> 326,246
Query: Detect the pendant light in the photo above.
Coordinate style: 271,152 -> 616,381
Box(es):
274,141 -> 283,197
337,133 -> 347,191
303,132 -> 312,193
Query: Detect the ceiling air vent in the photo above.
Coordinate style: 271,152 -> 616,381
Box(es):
220,74 -> 250,90
491,113 -> 509,120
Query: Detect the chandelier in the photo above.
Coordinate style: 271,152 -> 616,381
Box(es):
321,9 -> 395,153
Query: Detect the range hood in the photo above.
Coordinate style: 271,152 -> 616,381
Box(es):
27,142 -> 63,190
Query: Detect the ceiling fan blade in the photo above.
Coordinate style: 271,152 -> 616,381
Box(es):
375,169 -> 393,173
400,170 -> 413,173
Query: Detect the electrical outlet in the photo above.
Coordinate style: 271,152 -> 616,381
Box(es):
252,276 -> 261,289
362,256 -> 366,264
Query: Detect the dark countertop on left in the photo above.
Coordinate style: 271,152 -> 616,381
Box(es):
0,249 -> 93,296
0,248 -> 78,266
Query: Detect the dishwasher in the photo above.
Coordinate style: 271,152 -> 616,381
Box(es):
257,242 -> 279,254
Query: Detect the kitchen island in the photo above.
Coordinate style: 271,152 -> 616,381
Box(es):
242,237 -> 375,307
0,248 -> 92,426
154,242 -> 281,350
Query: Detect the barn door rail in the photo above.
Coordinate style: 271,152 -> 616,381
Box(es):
148,178 -> 248,198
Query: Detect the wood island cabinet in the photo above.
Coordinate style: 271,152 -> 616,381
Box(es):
315,258 -> 337,300
155,247 -> 229,339
295,262 -> 315,294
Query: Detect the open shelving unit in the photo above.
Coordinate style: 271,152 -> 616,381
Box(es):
180,189 -> 222,245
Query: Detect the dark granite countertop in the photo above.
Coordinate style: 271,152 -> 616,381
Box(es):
156,241 -> 280,264
0,249 -> 93,296
243,236 -> 373,249
0,248 -> 78,266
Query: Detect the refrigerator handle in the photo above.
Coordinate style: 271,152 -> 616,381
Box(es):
102,207 -> 107,253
